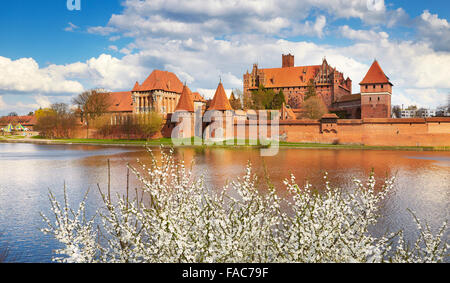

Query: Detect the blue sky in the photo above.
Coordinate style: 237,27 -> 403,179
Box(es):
0,0 -> 449,115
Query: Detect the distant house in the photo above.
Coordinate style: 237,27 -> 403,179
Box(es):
0,115 -> 37,130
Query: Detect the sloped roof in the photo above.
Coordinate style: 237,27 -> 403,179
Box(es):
249,65 -> 321,89
208,82 -> 233,111
0,115 -> 37,126
322,113 -> 339,119
107,91 -> 133,113
175,85 -> 195,112
137,70 -> 184,93
132,81 -> 140,92
360,60 -> 392,85
336,93 -> 361,103
192,92 -> 206,103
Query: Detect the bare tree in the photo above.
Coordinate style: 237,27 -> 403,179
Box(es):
73,90 -> 112,138
35,103 -> 77,139
302,96 -> 328,119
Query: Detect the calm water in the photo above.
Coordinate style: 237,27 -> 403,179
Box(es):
0,143 -> 448,262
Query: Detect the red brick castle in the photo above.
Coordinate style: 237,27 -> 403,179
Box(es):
244,54 -> 352,109
244,54 -> 393,119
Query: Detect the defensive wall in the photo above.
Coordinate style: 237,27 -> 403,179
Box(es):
278,117 -> 450,147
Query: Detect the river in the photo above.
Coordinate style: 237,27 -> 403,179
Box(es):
0,143 -> 448,262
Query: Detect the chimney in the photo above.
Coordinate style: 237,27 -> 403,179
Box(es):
282,54 -> 294,68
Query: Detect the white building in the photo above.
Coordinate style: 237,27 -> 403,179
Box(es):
400,109 -> 416,118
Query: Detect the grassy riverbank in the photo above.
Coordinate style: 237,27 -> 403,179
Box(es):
0,135 -> 449,151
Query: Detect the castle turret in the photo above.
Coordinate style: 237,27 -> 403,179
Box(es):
360,60 -> 393,119
208,81 -> 233,111
175,84 -> 195,112
172,84 -> 195,139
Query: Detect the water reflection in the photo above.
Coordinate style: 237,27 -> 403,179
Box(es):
0,143 -> 448,262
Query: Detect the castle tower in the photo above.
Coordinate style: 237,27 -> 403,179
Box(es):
172,84 -> 195,139
282,54 -> 294,68
205,81 -> 233,140
360,60 -> 393,119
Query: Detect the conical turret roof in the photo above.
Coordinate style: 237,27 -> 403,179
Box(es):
360,60 -> 392,85
175,84 -> 195,112
208,82 -> 233,111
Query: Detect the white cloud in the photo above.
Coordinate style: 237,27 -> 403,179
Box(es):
64,22 -> 79,32
0,56 -> 84,94
34,94 -> 52,108
339,25 -> 389,42
0,95 -> 53,115
87,0 -> 407,40
196,88 -> 234,100
3,0 -> 449,112
108,45 -> 119,52
417,10 -> 450,51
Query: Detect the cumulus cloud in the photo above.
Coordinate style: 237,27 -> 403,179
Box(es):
87,0 -> 408,40
2,0 -> 449,113
339,25 -> 389,42
417,10 -> 450,51
0,56 -> 84,94
34,94 -> 52,108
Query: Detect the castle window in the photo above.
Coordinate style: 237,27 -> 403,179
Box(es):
381,85 -> 384,89
365,85 -> 368,90
378,97 -> 380,101
369,97 -> 372,102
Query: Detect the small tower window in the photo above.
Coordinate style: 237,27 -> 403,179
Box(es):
378,97 -> 380,101
381,85 -> 384,89
369,97 -> 372,102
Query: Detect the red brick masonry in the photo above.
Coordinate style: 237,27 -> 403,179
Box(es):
278,117 -> 450,147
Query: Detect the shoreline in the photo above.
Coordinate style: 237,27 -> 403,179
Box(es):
1,137 -> 449,151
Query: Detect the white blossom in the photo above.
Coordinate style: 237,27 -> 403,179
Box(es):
41,147 -> 448,263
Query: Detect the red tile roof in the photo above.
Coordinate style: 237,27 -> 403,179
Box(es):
137,70 -> 184,93
107,91 -> 133,113
132,81 -> 140,92
175,85 -> 195,112
360,60 -> 392,85
249,65 -> 321,89
322,113 -> 339,119
208,82 -> 233,111
0,115 -> 37,126
192,92 -> 206,103
336,93 -> 361,103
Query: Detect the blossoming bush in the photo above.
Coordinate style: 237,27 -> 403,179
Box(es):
41,147 -> 448,263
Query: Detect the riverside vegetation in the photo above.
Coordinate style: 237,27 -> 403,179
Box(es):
41,147 -> 448,263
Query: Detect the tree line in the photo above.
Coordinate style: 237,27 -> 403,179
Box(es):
35,90 -> 163,139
